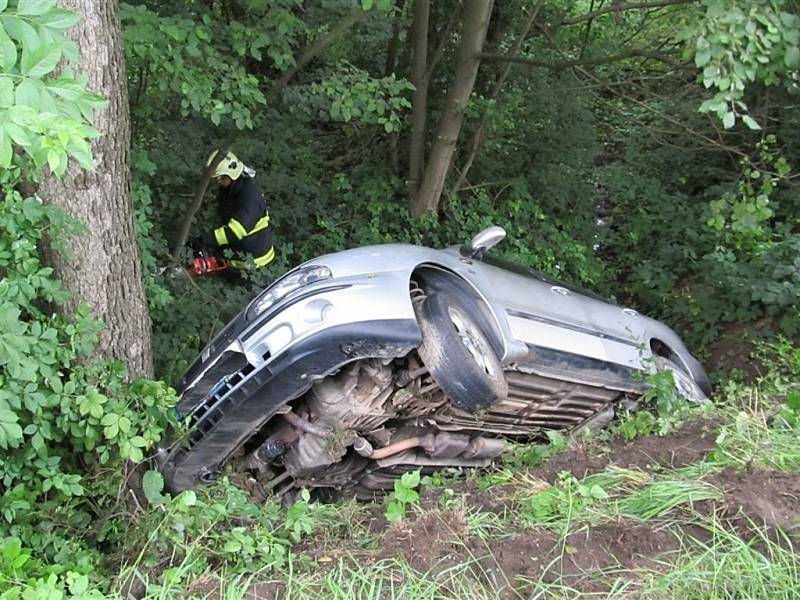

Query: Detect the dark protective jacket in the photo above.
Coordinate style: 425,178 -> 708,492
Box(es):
204,174 -> 274,268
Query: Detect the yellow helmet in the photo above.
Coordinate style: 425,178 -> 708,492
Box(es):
207,150 -> 244,180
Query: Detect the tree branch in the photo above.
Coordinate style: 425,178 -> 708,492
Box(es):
169,139 -> 234,262
536,24 -> 745,160
275,9 -> 368,91
450,1 -> 545,196
479,47 -> 685,70
554,0 -> 697,27
424,5 -> 461,81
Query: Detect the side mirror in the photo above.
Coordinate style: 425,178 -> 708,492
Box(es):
461,226 -> 506,259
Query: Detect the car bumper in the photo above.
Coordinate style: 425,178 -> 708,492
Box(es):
163,274 -> 422,491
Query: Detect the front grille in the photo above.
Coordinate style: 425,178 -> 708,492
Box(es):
184,362 -> 256,446
178,350 -> 250,410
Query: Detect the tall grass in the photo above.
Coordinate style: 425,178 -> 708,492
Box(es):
639,516 -> 800,599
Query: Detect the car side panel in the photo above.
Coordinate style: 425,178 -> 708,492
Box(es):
471,260 -> 648,369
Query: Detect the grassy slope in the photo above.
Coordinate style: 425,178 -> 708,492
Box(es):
114,352 -> 800,599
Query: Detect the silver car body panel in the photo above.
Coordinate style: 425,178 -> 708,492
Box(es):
183,242 -> 703,402
261,243 -> 693,369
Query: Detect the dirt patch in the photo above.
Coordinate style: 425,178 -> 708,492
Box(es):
379,509 -> 470,572
475,531 -> 559,597
530,418 -> 719,483
705,321 -> 771,380
466,521 -> 686,597
186,575 -> 284,600
707,468 -> 800,534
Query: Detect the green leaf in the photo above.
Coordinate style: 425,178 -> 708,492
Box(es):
0,75 -> 13,107
47,147 -> 66,175
694,49 -> 711,67
103,422 -> 118,439
384,500 -> 404,523
14,79 -> 39,108
0,27 -> 16,70
38,8 -> 80,30
0,130 -> 11,168
178,489 -> 197,508
21,43 -> 61,77
0,1 -> 7,12
100,413 -> 118,426
17,0 -> 56,16
5,122 -> 31,146
3,14 -> 40,49
786,46 -> 800,68
400,470 -> 420,488
142,470 -> 165,505
722,111 -> 735,129
742,115 -> 761,130
68,574 -> 89,596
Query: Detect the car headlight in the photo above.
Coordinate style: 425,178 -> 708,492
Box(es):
246,265 -> 332,320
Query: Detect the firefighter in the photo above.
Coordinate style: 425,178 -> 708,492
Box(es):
196,150 -> 275,272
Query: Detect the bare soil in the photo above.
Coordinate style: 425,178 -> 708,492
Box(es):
705,467 -> 800,535
529,417 -> 719,483
240,418 -> 800,598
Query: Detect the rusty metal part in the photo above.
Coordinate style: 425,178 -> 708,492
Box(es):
282,410 -> 332,438
396,364 -> 428,387
370,434 -> 435,459
308,359 -> 396,432
375,451 -> 493,469
433,370 -> 623,435
462,436 -> 505,459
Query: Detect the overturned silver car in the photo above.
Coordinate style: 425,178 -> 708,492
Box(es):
161,227 -> 710,497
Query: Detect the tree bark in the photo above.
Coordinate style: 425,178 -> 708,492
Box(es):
411,0 -> 494,215
450,1 -> 543,196
168,140 -> 232,263
407,0 -> 430,200
38,0 -> 153,378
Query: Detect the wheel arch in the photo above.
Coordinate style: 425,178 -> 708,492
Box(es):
410,264 -> 507,361
649,337 -> 712,396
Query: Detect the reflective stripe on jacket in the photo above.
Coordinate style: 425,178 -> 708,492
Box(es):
207,174 -> 274,268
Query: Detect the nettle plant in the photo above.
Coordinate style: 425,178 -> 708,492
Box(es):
0,1 -> 176,593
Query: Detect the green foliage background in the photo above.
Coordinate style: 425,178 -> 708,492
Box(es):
1,0 -> 799,596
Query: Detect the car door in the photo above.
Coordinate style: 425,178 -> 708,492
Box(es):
473,258 -> 646,370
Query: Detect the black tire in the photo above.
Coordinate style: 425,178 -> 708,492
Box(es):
416,290 -> 508,410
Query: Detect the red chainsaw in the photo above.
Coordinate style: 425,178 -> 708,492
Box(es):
184,236 -> 230,277
187,248 -> 229,277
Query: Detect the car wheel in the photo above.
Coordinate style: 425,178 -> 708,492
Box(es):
415,290 -> 508,410
655,357 -> 708,403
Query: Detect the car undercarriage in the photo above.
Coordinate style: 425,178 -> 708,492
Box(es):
162,232 -> 708,498
221,338 -> 646,502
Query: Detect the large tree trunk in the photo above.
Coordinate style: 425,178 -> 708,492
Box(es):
411,0 -> 494,215
407,0 -> 430,200
39,0 -> 153,378
450,2 -> 543,196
